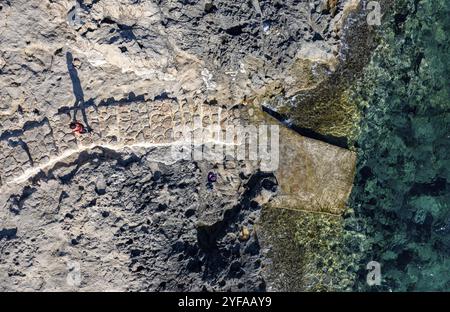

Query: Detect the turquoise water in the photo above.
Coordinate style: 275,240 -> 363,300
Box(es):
348,0 -> 450,291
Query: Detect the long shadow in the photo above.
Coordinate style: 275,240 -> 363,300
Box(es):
56,92 -> 149,117
66,52 -> 92,131
262,105 -> 350,149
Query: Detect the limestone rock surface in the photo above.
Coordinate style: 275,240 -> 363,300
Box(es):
0,0 -> 363,291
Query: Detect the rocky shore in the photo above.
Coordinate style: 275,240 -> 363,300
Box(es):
1,0 -> 373,291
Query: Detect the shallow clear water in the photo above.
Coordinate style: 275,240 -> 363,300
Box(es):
348,0 -> 450,291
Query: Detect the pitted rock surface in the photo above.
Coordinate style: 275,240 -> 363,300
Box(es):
0,0 -> 362,291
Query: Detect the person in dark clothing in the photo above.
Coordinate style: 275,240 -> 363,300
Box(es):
207,171 -> 218,190
208,172 -> 218,183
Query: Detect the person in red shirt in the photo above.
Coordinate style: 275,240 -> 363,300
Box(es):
70,121 -> 87,134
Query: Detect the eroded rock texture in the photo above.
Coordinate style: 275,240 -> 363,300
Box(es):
0,0 -> 364,291
1,147 -> 273,291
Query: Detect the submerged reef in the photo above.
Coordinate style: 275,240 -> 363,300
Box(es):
260,0 -> 449,292
259,208 -> 368,291
348,0 -> 450,291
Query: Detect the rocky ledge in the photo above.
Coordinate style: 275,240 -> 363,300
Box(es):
0,0 -> 370,291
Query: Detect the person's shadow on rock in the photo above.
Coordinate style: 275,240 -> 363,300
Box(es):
66,51 -> 92,132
